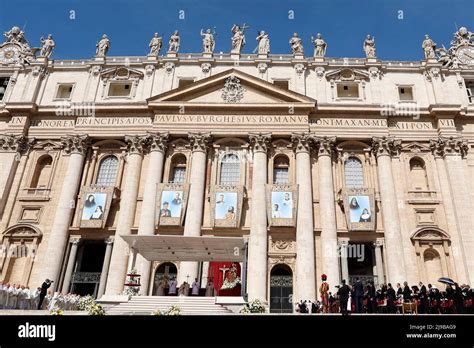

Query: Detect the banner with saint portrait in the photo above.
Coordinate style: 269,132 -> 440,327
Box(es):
266,184 -> 298,227
78,186 -> 114,228
343,188 -> 376,231
210,185 -> 244,228
156,183 -> 189,226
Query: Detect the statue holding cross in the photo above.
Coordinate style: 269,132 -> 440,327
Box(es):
231,23 -> 249,54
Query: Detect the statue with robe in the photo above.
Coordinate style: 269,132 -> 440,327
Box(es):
289,32 -> 304,55
422,34 -> 436,59
256,30 -> 270,55
363,34 -> 376,58
200,28 -> 215,53
148,32 -> 163,56
311,33 -> 327,57
168,30 -> 180,53
231,24 -> 247,54
40,34 -> 55,58
96,34 -> 110,57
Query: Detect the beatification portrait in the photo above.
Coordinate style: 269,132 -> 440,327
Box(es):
271,191 -> 293,219
160,190 -> 183,218
348,195 -> 372,223
215,192 -> 237,220
81,193 -> 107,221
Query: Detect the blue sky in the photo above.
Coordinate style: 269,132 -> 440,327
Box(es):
1,0 -> 473,60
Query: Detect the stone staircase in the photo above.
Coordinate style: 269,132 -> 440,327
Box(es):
105,296 -> 233,315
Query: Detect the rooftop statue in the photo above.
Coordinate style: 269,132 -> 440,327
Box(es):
201,28 -> 216,54
311,33 -> 327,58
255,30 -> 270,55
96,34 -> 110,57
148,33 -> 163,56
40,34 -> 55,58
289,32 -> 304,55
231,24 -> 248,54
363,34 -> 376,58
168,30 -> 180,54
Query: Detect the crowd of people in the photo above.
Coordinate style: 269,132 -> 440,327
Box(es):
296,275 -> 473,315
0,279 -> 84,311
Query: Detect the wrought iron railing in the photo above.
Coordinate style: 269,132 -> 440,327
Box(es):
71,272 -> 101,283
348,275 -> 379,286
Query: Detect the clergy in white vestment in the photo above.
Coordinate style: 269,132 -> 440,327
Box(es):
205,278 -> 215,297
24,287 -> 32,310
5,284 -> 13,309
191,278 -> 200,296
0,283 -> 6,309
18,286 -> 27,310
31,288 -> 41,310
168,277 -> 177,295
42,292 -> 52,310
48,292 -> 59,311
306,300 -> 312,314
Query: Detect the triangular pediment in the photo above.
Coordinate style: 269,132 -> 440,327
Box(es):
147,69 -> 316,111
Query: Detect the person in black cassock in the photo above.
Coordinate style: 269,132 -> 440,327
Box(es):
366,281 -> 376,313
37,279 -> 52,310
454,283 -> 464,314
354,278 -> 364,313
402,281 -> 412,302
386,283 -> 396,314
418,282 -> 428,314
338,279 -> 351,316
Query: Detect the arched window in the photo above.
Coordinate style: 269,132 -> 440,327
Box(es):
30,155 -> 53,188
96,155 -> 119,186
219,153 -> 240,185
170,154 -> 187,183
273,155 -> 290,184
344,156 -> 364,188
410,158 -> 429,190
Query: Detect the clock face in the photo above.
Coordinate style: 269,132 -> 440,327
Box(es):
0,44 -> 21,64
457,46 -> 474,65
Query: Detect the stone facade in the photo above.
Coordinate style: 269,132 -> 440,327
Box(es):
1,26 -> 474,305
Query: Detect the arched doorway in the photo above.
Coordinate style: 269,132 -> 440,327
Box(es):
424,249 -> 443,285
269,264 -> 293,313
152,262 -> 177,296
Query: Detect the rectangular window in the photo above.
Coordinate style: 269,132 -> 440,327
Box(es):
273,80 -> 289,90
398,86 -> 414,101
108,83 -> 131,97
337,83 -> 359,98
178,78 -> 194,88
172,167 -> 186,183
55,84 -> 74,99
273,168 -> 289,184
0,77 -> 10,101
466,81 -> 474,103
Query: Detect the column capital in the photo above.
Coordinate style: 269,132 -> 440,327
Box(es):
147,132 -> 169,153
188,132 -> 212,153
312,136 -> 336,158
61,134 -> 90,156
69,236 -> 81,245
373,239 -> 384,248
338,239 -> 349,247
0,134 -> 34,154
105,236 -> 114,245
429,136 -> 468,159
371,136 -> 401,158
125,135 -> 149,155
291,133 -> 311,154
249,132 -> 271,153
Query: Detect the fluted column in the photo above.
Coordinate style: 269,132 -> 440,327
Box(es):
373,240 -> 385,285
291,133 -> 316,302
136,133 -> 168,295
61,237 -> 81,293
371,137 -> 406,284
314,136 -> 340,291
97,237 -> 114,299
430,137 -> 472,284
177,133 -> 211,286
42,134 -> 89,285
105,135 -> 147,295
247,133 -> 271,301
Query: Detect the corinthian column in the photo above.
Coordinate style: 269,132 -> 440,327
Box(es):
42,134 -> 89,285
247,133 -> 271,301
177,133 -> 211,286
313,136 -> 340,291
291,133 -> 316,302
371,136 -> 406,284
105,135 -> 148,295
136,132 -> 168,295
0,135 -> 30,215
430,137 -> 472,284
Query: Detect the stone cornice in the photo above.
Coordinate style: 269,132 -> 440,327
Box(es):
249,132 -> 272,153
61,134 -> 90,156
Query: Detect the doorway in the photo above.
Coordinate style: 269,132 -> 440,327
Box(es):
269,264 -> 293,313
152,262 -> 177,296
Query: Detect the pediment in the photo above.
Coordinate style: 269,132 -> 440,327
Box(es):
148,69 -> 316,111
